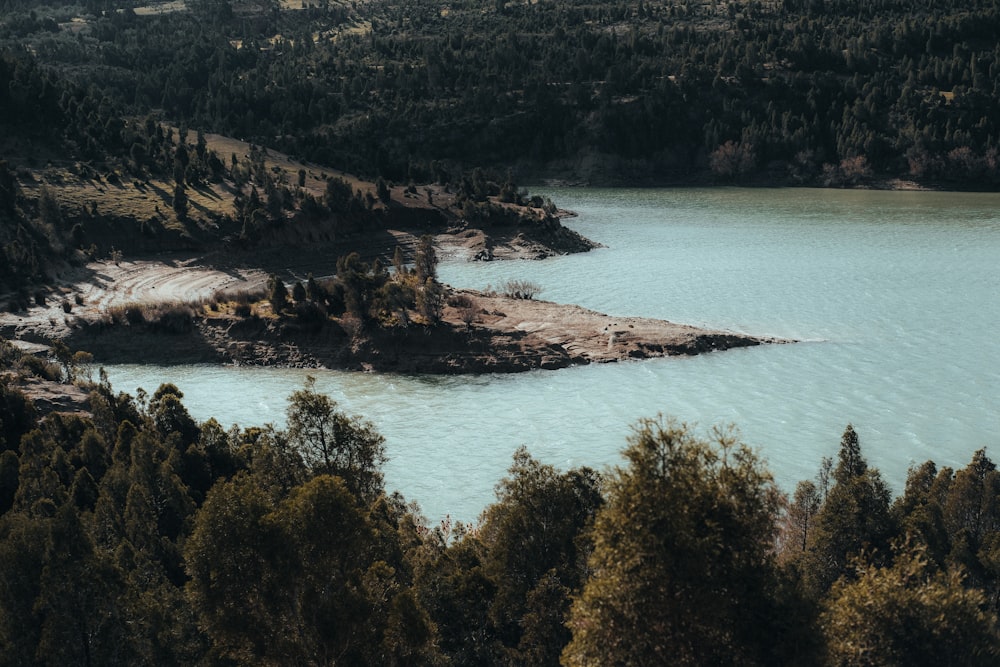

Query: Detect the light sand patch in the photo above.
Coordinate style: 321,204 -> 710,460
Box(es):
131,1 -> 187,16
0,258 -> 267,342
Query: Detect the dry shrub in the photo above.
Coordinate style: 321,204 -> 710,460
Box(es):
502,279 -> 542,300
210,287 -> 268,318
106,303 -> 146,325
448,293 -> 479,327
447,293 -> 475,309
16,355 -> 62,382
104,301 -> 197,333
148,303 -> 195,334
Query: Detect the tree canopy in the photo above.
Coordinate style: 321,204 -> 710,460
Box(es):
1,362 -> 1000,664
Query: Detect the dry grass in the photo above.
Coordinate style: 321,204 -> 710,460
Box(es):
19,163 -> 233,231
210,287 -> 269,317
199,131 -> 373,201
132,1 -> 187,16
103,300 -> 200,333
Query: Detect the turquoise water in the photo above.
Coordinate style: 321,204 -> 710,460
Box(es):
103,187 -> 1000,523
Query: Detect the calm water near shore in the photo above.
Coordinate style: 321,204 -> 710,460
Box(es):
103,187 -> 1000,523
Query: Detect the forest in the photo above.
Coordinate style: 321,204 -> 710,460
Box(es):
2,339 -> 1000,665
2,0 -> 1000,187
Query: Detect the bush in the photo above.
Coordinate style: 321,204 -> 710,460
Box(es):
16,354 -> 62,382
502,279 -> 542,300
294,300 -> 327,324
213,287 -> 267,317
124,305 -> 146,325
149,303 -> 195,334
448,293 -> 479,327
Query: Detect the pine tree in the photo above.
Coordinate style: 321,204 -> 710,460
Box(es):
563,418 -> 792,666
267,274 -> 288,314
801,425 -> 895,598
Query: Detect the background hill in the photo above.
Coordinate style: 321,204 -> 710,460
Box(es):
3,0 -> 1000,187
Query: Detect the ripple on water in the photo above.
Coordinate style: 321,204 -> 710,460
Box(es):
101,188 -> 1000,523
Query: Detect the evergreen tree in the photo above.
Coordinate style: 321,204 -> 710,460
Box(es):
267,274 -> 288,314
801,425 -> 895,598
413,235 -> 438,283
172,184 -> 188,220
563,418 -> 794,666
477,448 -> 602,664
821,540 -> 1000,666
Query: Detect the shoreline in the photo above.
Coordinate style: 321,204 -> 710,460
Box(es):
0,252 -> 787,376
25,287 -> 786,374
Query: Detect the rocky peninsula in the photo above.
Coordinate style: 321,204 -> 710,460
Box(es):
0,254 -> 781,375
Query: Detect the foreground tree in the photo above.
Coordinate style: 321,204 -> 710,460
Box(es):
821,540 -> 1000,665
478,448 -> 602,664
563,418 -> 796,666
186,452 -> 440,666
801,425 -> 895,598
286,377 -> 387,500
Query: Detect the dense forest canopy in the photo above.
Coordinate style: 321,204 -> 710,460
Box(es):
2,346 -> 1000,664
2,0 -> 1000,185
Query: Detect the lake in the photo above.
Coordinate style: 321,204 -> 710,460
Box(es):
103,187 -> 1000,524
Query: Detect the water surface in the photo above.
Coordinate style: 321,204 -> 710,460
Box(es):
104,188 -> 1000,523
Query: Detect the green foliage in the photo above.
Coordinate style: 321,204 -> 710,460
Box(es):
8,0 -> 1000,186
0,450 -> 19,514
478,447 -> 603,663
3,370 -> 1000,664
892,449 -> 1000,608
821,540 -> 1000,666
172,184 -> 188,219
563,417 -> 792,666
413,234 -> 438,284
286,376 -> 387,500
149,383 -> 200,446
186,472 -> 439,665
0,381 -> 36,452
183,473 -> 281,660
324,176 -> 356,214
266,273 -> 288,314
797,425 -> 896,598
417,277 -> 444,324
376,176 -> 391,204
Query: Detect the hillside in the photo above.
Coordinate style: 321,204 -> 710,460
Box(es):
0,64 -> 589,297
4,0 -> 1000,188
